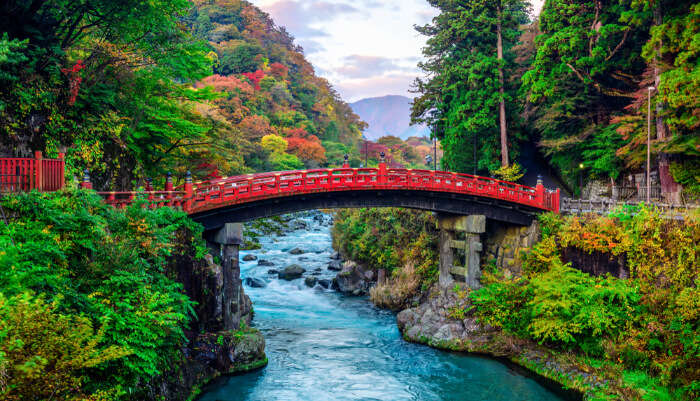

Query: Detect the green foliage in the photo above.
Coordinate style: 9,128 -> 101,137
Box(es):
218,43 -> 263,75
0,190 -> 204,399
412,0 -> 530,173
493,162 -> 525,182
472,208 -> 700,399
332,208 -> 438,286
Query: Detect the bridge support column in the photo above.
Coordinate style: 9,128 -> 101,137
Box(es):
438,214 -> 485,290
210,223 -> 244,331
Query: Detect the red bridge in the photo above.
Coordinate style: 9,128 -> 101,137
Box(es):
1,154 -> 560,229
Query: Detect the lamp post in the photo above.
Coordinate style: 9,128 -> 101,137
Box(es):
433,136 -> 437,171
362,135 -> 368,167
579,163 -> 584,199
647,86 -> 654,203
425,154 -> 433,169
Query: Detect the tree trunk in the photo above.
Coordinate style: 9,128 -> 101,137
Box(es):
496,5 -> 509,167
653,5 -> 682,203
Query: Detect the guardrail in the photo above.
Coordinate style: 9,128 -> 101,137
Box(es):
561,198 -> 698,216
95,164 -> 560,214
0,152 -> 65,193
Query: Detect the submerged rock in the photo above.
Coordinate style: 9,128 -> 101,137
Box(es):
304,276 -> 318,287
242,254 -> 257,261
318,279 -> 331,289
244,277 -> 266,288
278,264 -> 306,280
289,247 -> 305,255
257,259 -> 275,266
267,269 -> 279,275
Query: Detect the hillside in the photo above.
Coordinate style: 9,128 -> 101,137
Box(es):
0,0 -> 367,189
351,95 -> 429,140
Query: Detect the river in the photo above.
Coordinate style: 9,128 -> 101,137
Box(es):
198,212 -> 568,401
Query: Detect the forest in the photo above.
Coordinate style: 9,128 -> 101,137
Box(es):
412,0 -> 699,198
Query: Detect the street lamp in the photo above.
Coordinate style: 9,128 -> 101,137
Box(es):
647,86 -> 655,203
579,163 -> 584,199
361,135 -> 368,167
425,154 -> 433,168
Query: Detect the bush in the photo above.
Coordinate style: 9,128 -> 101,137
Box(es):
0,190 -> 204,399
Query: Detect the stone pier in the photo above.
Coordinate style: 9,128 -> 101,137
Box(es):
438,214 -> 486,289
207,222 -> 250,330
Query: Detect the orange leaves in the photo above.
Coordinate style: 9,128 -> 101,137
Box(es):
269,62 -> 288,79
199,74 -> 254,96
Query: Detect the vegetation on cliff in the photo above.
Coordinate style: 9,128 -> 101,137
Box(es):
332,208 -> 439,310
464,208 -> 699,400
0,190 -> 206,400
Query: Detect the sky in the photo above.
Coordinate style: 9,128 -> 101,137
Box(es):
251,1 -> 545,103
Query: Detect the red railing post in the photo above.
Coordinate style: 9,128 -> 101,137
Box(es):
554,188 -> 561,213
80,169 -> 93,189
34,151 -> 43,191
57,152 -> 65,190
184,171 -> 193,212
535,175 -> 545,208
378,152 -> 387,185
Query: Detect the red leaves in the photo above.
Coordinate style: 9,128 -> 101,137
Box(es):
61,60 -> 85,106
269,62 -> 289,79
241,69 -> 265,90
284,128 -> 326,162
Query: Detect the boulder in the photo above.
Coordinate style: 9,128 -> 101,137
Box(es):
244,277 -> 266,288
242,254 -> 257,261
257,260 -> 275,266
335,261 -> 374,295
278,264 -> 306,280
327,260 -> 343,271
318,279 -> 331,289
289,248 -> 305,255
304,276 -> 318,287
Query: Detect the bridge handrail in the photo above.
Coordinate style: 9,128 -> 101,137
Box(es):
0,152 -> 65,193
184,167 -> 559,213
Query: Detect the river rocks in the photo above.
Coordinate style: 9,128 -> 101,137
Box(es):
291,219 -> 309,230
396,285 -> 497,350
318,279 -> 331,289
257,259 -> 275,266
289,247 -> 305,255
244,277 -> 266,288
267,269 -> 278,275
278,264 -> 306,280
242,254 -> 257,261
334,261 -> 374,296
304,276 -> 318,287
331,251 -> 342,260
327,260 -> 343,271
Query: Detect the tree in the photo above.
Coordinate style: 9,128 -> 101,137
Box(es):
412,0 -> 530,174
261,134 -> 288,154
218,43 -> 263,75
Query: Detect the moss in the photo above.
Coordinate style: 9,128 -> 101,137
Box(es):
227,356 -> 269,374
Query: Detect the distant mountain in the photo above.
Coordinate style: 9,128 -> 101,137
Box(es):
350,95 -> 430,140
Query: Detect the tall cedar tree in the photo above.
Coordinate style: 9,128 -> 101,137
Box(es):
412,0 -> 530,174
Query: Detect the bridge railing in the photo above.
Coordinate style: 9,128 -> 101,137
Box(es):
0,152 -> 65,193
186,166 -> 560,213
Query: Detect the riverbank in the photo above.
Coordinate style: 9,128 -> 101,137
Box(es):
330,207 -> 699,401
198,211 -> 566,401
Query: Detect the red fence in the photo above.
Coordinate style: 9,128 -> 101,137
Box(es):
0,152 -> 65,193
96,165 -> 559,214
183,165 -> 560,214
0,154 -> 560,214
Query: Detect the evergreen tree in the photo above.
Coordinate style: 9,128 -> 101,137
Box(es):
412,0 -> 530,174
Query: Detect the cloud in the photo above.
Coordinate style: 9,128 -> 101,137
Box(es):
337,55 -> 402,78
261,1 -> 359,40
336,73 -> 419,102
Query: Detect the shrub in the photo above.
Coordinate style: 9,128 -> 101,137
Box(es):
0,190 -> 204,399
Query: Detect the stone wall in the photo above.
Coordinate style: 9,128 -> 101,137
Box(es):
483,219 -> 540,278
147,227 -> 265,401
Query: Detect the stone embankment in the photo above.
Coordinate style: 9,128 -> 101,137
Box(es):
154,230 -> 266,401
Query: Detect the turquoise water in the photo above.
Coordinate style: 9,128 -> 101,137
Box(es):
198,214 -> 568,401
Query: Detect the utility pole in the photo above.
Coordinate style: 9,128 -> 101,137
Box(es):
433,137 -> 437,171
647,86 -> 654,204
